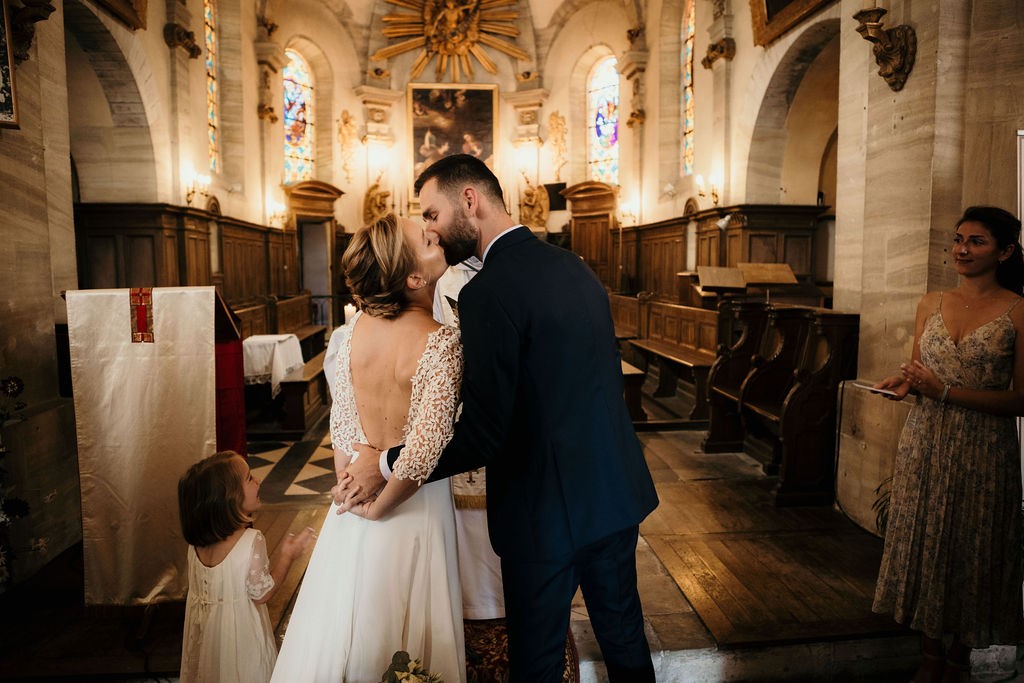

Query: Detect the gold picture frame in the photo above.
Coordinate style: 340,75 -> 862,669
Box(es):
749,0 -> 832,46
408,83 -> 498,181
0,0 -> 17,129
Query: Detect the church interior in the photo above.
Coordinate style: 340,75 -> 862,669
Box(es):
1,0 -> 1023,680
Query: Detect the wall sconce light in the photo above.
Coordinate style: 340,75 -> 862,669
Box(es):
619,200 -> 638,227
853,3 -> 916,91
696,175 -> 720,206
185,173 -> 211,207
661,183 -> 678,200
268,201 -> 287,227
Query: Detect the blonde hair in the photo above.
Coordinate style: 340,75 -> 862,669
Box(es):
343,213 -> 417,319
177,451 -> 252,547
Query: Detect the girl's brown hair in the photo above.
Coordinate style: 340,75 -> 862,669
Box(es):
178,451 -> 252,548
342,213 -> 417,319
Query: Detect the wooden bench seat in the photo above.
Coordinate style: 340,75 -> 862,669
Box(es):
279,349 -> 328,435
291,323 -> 327,361
621,360 -> 646,422
628,301 -> 718,421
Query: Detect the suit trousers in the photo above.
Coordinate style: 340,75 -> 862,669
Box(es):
500,525 -> 656,683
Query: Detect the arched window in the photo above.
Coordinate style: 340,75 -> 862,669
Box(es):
587,56 -> 619,185
283,50 -> 315,184
681,0 -> 696,176
203,0 -> 219,173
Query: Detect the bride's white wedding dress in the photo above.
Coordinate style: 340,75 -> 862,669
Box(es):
271,312 -> 466,683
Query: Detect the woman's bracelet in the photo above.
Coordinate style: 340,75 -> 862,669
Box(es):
940,383 -> 951,404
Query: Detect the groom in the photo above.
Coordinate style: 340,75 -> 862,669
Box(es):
342,154 -> 659,682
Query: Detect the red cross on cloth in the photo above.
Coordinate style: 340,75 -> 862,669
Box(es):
130,288 -> 154,343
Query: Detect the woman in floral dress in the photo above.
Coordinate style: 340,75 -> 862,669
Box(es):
873,206 -> 1024,683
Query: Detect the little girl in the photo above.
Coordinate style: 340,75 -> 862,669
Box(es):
177,450 -> 313,682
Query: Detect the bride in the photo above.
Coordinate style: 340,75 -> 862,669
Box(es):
271,213 -> 465,682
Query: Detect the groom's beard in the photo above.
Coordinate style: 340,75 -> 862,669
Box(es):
442,208 -> 478,266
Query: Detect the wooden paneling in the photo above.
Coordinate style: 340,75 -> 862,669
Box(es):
75,203 -> 301,307
637,218 -> 687,301
564,181 -> 618,289
691,204 -> 825,278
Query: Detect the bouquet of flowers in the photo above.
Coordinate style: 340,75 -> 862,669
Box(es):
380,651 -> 444,683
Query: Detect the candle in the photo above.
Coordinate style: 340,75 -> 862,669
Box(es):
344,303 -> 357,323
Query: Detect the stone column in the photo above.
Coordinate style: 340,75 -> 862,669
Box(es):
255,22 -> 284,225
164,0 -> 200,205
620,38 -> 648,221
704,1 -> 735,205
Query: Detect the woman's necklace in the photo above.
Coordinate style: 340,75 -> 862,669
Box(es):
958,289 -> 998,309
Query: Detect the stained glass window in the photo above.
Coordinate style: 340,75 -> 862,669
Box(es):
587,57 -> 619,185
681,0 -> 696,176
203,0 -> 219,174
283,50 -> 315,185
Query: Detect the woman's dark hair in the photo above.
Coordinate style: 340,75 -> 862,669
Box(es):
956,206 -> 1024,294
342,213 -> 416,319
413,153 -> 507,211
178,450 -> 252,548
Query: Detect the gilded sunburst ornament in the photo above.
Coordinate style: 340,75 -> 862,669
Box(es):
372,0 -> 529,83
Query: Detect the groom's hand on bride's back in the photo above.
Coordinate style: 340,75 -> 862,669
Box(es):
333,442 -> 386,512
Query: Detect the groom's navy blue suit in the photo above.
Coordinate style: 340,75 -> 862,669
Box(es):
402,226 -> 659,681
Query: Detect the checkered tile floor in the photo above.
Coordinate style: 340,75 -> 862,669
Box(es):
247,422 -> 336,503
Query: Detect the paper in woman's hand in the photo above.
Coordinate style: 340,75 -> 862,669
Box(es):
851,382 -> 898,397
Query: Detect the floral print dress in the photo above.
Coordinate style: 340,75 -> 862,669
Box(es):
873,294 -> 1023,647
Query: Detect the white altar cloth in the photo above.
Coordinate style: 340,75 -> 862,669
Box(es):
67,287 -> 217,605
242,333 -> 303,397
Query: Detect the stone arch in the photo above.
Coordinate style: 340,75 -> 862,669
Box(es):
64,0 -> 160,202
284,37 -> 336,186
739,12 -> 841,203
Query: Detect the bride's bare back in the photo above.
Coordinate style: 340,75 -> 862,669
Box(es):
348,308 -> 441,451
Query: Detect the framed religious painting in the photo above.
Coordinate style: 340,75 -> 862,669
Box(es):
749,0 -> 832,46
408,83 -> 498,180
0,0 -> 17,129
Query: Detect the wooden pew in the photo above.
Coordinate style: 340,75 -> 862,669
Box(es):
773,310 -> 859,505
737,306 -> 813,473
702,299 -> 771,453
629,301 -> 717,420
279,349 -> 329,435
275,294 -> 326,362
621,360 -> 646,422
609,293 -> 641,341
737,308 -> 859,505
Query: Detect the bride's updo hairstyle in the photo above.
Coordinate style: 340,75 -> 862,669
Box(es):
957,206 -> 1024,295
343,213 -> 417,319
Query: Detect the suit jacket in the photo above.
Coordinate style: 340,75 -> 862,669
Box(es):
424,226 -> 658,561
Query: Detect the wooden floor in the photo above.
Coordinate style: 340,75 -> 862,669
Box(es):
640,430 -> 902,648
0,389 -> 914,681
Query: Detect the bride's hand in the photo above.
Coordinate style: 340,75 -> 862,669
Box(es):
346,495 -> 380,521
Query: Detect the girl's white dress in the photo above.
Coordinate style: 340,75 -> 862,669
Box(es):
180,527 -> 278,682
271,313 -> 466,683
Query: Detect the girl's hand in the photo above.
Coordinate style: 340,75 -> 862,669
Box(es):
873,374 -> 912,400
282,526 -> 315,558
899,360 -> 941,400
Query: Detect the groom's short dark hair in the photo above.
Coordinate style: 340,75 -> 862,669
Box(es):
414,153 -> 506,209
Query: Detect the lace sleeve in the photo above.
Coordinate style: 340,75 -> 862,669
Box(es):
245,530 -> 275,601
393,326 -> 463,482
329,320 -> 359,464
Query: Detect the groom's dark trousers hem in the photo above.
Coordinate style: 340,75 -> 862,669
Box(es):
500,525 -> 656,683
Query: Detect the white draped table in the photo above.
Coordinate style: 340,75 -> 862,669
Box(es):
242,333 -> 304,397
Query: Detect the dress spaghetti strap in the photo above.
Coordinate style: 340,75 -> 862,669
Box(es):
1006,296 -> 1022,315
